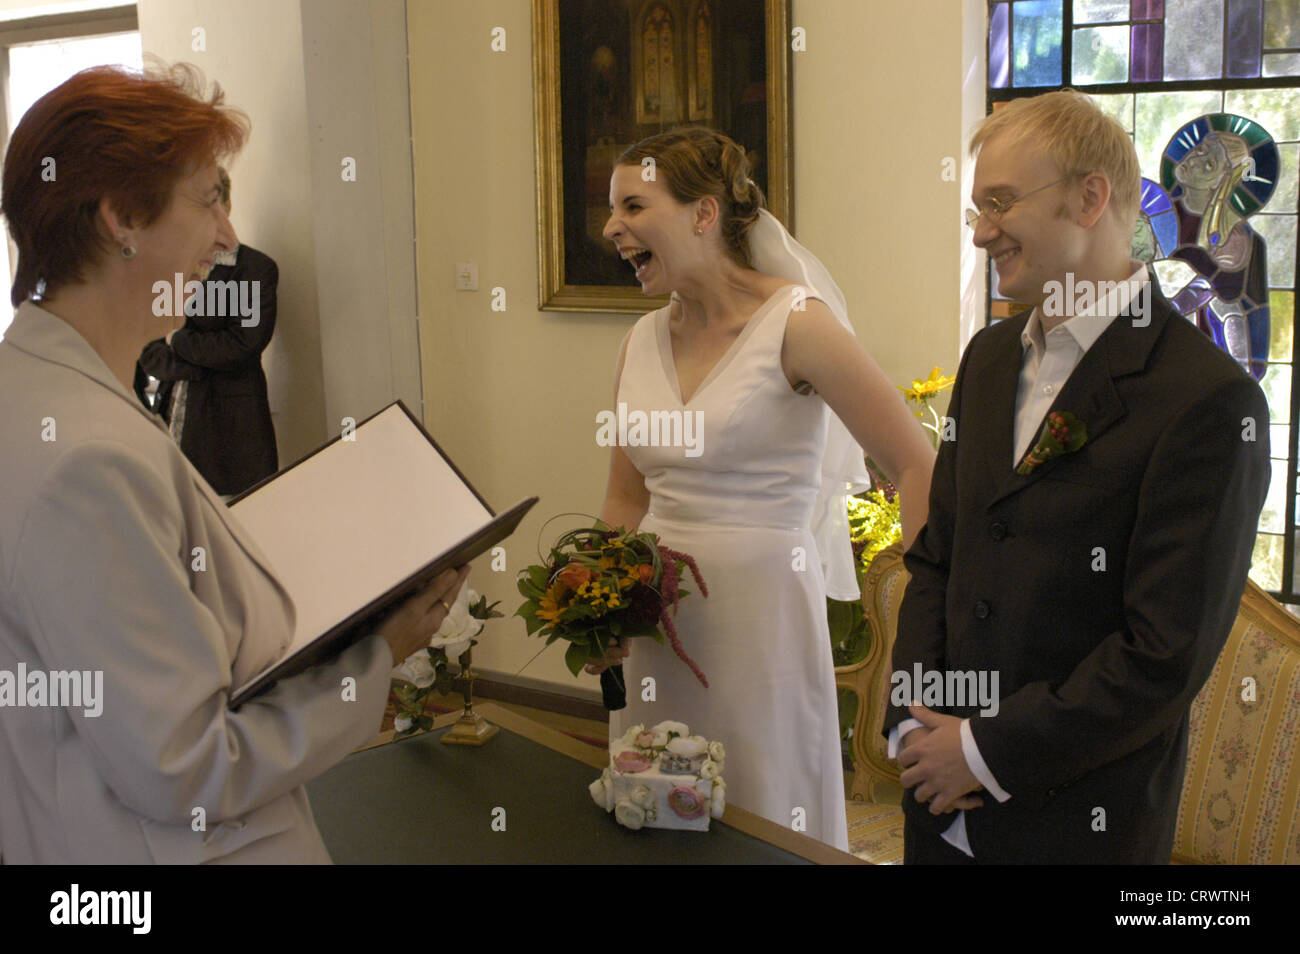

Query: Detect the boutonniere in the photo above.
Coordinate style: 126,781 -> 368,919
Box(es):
1016,411 -> 1088,475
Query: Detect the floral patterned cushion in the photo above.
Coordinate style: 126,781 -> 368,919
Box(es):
865,565 -> 907,767
1174,583 -> 1300,864
846,799 -> 904,864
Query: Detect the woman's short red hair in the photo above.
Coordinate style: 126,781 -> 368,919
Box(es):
2,62 -> 249,306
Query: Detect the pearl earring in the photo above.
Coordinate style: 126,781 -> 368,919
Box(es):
119,237 -> 136,259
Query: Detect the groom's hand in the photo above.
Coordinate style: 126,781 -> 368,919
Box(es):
899,704 -> 985,814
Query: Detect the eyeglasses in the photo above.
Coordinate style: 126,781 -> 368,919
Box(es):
964,174 -> 1076,229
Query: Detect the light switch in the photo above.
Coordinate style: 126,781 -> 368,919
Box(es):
455,262 -> 478,291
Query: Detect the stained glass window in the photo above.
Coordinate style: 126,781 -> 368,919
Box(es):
992,0 -> 1300,86
986,1 -> 1300,601
1015,1 -> 1066,87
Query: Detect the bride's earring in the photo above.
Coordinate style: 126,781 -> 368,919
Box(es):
118,236 -> 136,259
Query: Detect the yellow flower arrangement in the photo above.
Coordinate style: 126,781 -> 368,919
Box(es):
901,366 -> 957,402
899,365 -> 957,450
847,489 -> 903,574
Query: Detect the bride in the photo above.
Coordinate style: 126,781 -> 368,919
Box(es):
591,126 -> 935,850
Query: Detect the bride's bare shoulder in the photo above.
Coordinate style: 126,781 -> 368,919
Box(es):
783,296 -> 848,356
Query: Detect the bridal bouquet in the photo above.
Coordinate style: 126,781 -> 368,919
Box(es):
516,523 -> 709,696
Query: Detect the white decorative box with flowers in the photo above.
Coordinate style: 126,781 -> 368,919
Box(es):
589,720 -> 725,831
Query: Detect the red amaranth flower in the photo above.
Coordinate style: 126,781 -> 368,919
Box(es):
658,545 -> 709,598
660,609 -> 708,688
660,552 -> 680,613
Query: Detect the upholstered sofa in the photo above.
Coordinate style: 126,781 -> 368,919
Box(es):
836,542 -> 1300,864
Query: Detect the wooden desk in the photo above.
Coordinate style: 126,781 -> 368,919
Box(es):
308,703 -> 864,864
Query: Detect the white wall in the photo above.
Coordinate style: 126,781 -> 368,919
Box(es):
408,0 -> 988,695
301,0 -> 421,431
138,0 -> 326,463
137,0 -> 420,465
791,0 -> 986,375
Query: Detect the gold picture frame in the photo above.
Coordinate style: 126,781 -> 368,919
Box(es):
533,0 -> 792,314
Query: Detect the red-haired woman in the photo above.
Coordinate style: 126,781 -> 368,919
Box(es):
0,65 -> 467,863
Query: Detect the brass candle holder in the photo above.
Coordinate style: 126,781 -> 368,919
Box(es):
440,646 -> 497,746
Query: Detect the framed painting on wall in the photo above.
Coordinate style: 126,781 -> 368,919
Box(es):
532,0 -> 792,313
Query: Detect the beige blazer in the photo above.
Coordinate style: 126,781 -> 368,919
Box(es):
0,303 -> 393,863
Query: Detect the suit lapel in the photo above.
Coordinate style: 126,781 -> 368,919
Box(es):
982,286 -> 1174,511
968,313 -> 1029,510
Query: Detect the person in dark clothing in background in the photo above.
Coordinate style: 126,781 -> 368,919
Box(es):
136,167 -> 279,496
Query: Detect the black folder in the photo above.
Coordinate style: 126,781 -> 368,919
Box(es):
227,400 -> 537,708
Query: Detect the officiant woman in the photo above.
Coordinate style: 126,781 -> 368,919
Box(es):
0,63 -> 467,863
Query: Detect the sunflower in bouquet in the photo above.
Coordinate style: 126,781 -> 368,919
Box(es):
516,522 -> 709,691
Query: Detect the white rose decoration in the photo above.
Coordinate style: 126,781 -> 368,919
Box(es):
428,586 -> 485,658
710,778 -> 726,819
394,714 -> 413,734
589,769 -> 615,812
392,587 -> 485,685
621,723 -> 646,746
614,799 -> 646,830
667,736 -> 708,758
630,785 -> 655,810
650,731 -> 669,749
652,720 -> 690,738
699,759 -> 720,780
708,741 -> 726,762
392,650 -> 436,688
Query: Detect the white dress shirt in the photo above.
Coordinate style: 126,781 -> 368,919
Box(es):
891,263 -> 1148,857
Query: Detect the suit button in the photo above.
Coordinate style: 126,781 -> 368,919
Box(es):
990,523 -> 1006,541
974,600 -> 991,619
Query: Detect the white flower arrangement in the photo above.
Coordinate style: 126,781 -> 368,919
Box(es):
391,586 -> 485,685
389,586 -> 502,737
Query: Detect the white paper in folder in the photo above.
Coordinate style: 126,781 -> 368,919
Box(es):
230,403 -> 492,661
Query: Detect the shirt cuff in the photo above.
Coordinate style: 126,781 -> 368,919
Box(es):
940,810 -> 975,857
960,718 -> 1011,802
888,718 -> 925,759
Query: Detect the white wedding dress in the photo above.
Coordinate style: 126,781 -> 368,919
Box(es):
613,286 -> 850,851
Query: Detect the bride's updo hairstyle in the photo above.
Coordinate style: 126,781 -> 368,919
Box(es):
617,126 -> 765,268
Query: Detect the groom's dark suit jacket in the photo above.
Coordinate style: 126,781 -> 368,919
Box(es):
884,286 -> 1270,863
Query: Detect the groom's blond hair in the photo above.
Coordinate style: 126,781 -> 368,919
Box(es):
970,90 -> 1141,228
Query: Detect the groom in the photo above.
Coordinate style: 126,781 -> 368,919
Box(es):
884,91 -> 1270,863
